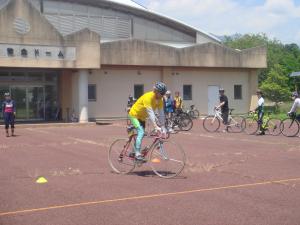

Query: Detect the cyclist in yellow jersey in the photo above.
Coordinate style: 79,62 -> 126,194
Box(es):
129,82 -> 167,161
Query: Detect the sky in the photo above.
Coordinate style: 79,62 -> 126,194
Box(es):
133,0 -> 300,45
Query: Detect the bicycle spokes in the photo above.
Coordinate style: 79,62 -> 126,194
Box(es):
149,141 -> 186,178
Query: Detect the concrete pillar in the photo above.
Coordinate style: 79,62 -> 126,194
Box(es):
78,69 -> 89,123
248,70 -> 259,111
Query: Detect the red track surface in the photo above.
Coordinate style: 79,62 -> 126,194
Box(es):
0,120 -> 300,225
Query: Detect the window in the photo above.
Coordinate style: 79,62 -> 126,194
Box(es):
88,84 -> 97,101
183,85 -> 192,100
134,84 -> 144,99
234,85 -> 242,100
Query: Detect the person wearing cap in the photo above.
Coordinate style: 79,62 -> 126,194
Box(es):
216,88 -> 229,132
164,90 -> 174,118
287,91 -> 300,117
2,93 -> 16,137
164,90 -> 175,133
128,82 -> 167,161
252,90 -> 265,135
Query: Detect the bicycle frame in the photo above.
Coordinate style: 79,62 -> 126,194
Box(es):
247,111 -> 270,129
211,109 -> 223,122
121,130 -> 166,162
287,113 -> 298,129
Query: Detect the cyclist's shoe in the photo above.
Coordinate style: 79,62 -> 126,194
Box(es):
135,155 -> 147,163
257,131 -> 265,135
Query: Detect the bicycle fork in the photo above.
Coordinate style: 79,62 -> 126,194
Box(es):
157,141 -> 169,160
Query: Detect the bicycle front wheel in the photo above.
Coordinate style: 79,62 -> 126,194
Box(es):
243,117 -> 259,135
227,116 -> 244,133
281,118 -> 300,137
266,118 -> 282,136
203,116 -> 220,132
149,140 -> 186,178
108,138 -> 136,174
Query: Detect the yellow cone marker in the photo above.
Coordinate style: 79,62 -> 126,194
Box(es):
151,158 -> 161,163
36,177 -> 48,184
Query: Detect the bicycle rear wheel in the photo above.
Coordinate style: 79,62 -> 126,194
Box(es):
188,110 -> 200,119
266,118 -> 282,136
227,116 -> 244,133
243,117 -> 259,135
149,140 -> 186,178
203,116 -> 220,132
108,138 -> 136,174
179,114 -> 193,131
281,118 -> 300,137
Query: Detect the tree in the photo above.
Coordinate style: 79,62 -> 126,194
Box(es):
223,33 -> 300,101
260,64 -> 290,105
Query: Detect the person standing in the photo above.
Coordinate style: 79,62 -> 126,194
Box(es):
2,93 -> 16,137
164,90 -> 174,118
216,88 -> 229,132
164,90 -> 175,133
174,91 -> 183,113
253,90 -> 265,135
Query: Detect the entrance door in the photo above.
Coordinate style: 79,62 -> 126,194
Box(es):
28,87 -> 45,120
11,87 -> 27,120
208,86 -> 220,115
11,86 -> 45,120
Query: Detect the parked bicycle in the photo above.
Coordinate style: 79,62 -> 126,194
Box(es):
166,109 -> 193,132
108,125 -> 186,178
186,105 -> 200,119
280,112 -> 300,137
243,111 -> 281,136
203,108 -> 244,133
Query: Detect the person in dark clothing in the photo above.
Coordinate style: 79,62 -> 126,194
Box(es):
2,92 -> 16,137
216,88 -> 229,132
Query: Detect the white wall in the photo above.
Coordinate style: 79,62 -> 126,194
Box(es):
164,69 -> 251,115
88,68 -> 161,118
87,68 -> 254,118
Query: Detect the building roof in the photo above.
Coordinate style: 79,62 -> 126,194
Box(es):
104,0 -> 146,10
103,0 -> 220,42
53,0 -> 220,43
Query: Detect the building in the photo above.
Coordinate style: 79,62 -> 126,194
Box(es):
0,0 -> 267,122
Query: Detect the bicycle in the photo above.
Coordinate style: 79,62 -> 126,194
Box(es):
186,105 -> 200,119
243,111 -> 281,136
166,109 -> 193,132
108,125 -> 186,178
203,108 -> 244,133
280,112 -> 300,137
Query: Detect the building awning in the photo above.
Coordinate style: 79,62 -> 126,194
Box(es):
290,72 -> 300,77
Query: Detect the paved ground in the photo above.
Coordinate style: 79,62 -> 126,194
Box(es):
0,120 -> 300,225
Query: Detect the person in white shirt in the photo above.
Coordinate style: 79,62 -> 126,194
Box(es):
287,91 -> 300,117
251,90 -> 265,135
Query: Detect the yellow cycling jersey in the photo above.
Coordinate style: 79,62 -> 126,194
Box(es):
129,91 -> 163,121
174,96 -> 183,109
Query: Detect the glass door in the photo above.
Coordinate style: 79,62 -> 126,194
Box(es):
11,87 -> 27,120
28,87 -> 45,120
10,86 -> 45,120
